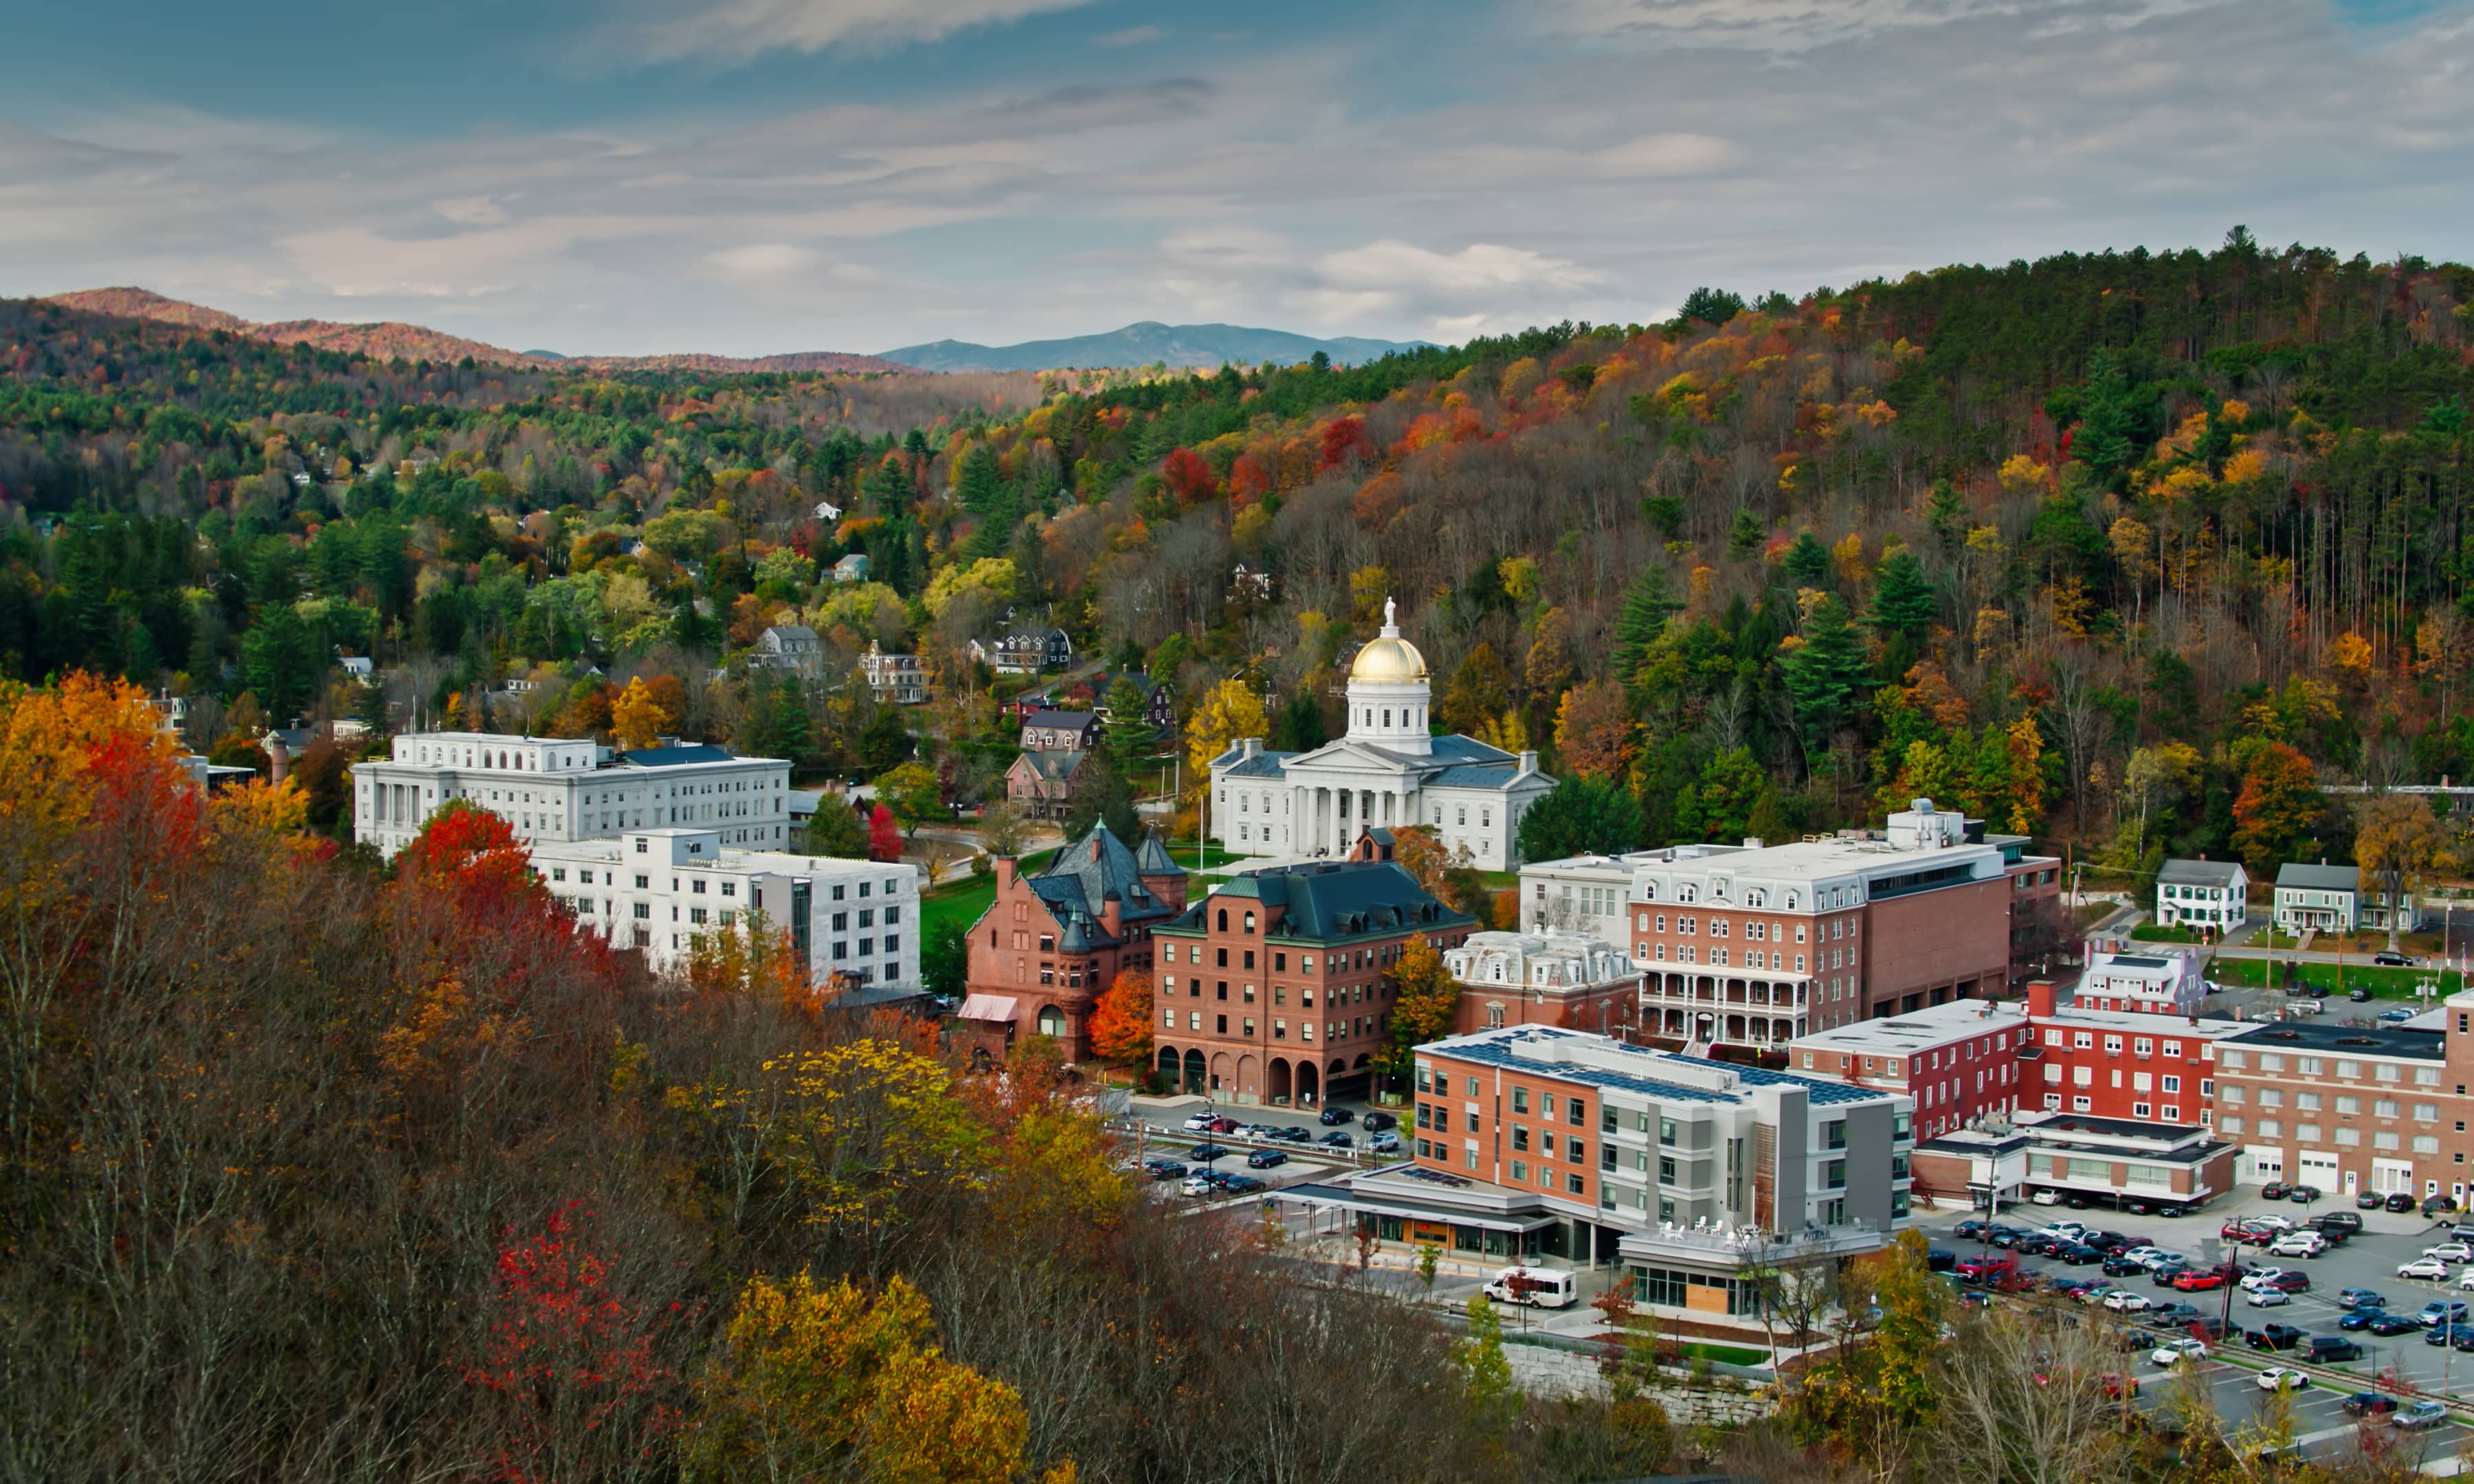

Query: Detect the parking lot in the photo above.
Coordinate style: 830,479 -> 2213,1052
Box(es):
1917,1196 -> 2474,1464
1118,1097 -> 1396,1207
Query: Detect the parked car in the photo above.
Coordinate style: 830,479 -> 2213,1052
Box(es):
2245,1288 -> 2293,1308
2137,1250 -> 2190,1271
2429,1324 -> 2474,1348
1368,1132 -> 1402,1154
1220,1173 -> 1268,1195
2343,1392 -> 2400,1420
2104,1290 -> 2154,1314
2288,1184 -> 2323,1202
2339,1308 -> 2387,1331
2268,1233 -> 2328,1258
2101,1373 -> 2140,1400
2146,1303 -> 2205,1328
1179,1175 -> 1214,1197
2104,1256 -> 2148,1277
2314,1211 -> 2363,1235
2356,1191 -> 2388,1208
1926,1247 -> 1958,1272
2379,1007 -> 2418,1025
1245,1149 -> 1289,1169
2304,1336 -> 2363,1363
2420,1301 -> 2470,1327
2337,1288 -> 2389,1309
2396,1400 -> 2452,1430
2455,1269 -> 2474,1293
2150,1338 -> 2209,1367
2246,1325 -> 2305,1351
1181,1113 -> 1221,1132
1146,1160 -> 1189,1181
2427,1194 -> 2462,1217
2257,1367 -> 2310,1391
1359,1110 -> 1397,1132
1318,1131 -> 1355,1148
2031,1188 -> 2062,1206
2349,987 -> 2374,1002
1271,1125 -> 1312,1143
2172,1269 -> 2227,1292
2264,1271 -> 2312,1294
2372,1314 -> 2427,1336
2122,1198 -> 2187,1217
1317,1106 -> 1353,1126
2262,1182 -> 2295,1200
1187,1143 -> 1230,1162
2428,1242 -> 2474,1263
2241,1267 -> 2293,1291
2389,1191 -> 2422,1213
2399,1257 -> 2453,1281
2059,1244 -> 2107,1266
2374,950 -> 2412,967
1954,1219 -> 1993,1241
1990,1227 -> 2032,1249
1957,1255 -> 2020,1285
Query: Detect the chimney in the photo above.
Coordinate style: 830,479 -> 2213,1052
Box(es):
2026,979 -> 2057,1019
1240,738 -> 1261,760
1743,837 -> 1763,849
1519,750 -> 1538,773
267,735 -> 289,787
996,855 -> 1017,891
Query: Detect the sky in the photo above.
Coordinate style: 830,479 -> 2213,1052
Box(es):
3,0 -> 2471,358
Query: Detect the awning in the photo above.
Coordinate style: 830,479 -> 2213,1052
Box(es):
956,994 -> 1019,1022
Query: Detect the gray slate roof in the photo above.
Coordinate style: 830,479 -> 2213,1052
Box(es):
1135,833 -> 1181,875
2275,862 -> 2360,892
1015,750 -> 1087,783
1025,710 -> 1096,731
2159,858 -> 2243,888
1176,860 -> 1473,943
1027,824 -> 1179,949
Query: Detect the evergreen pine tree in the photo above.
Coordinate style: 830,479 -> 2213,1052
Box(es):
770,674 -> 812,764
1102,675 -> 1152,776
1607,565 -> 1680,691
1924,479 -> 1969,556
1782,530 -> 1834,587
1726,508 -> 1766,558
1867,549 -> 1938,643
1783,593 -> 1869,737
1271,690 -> 1328,752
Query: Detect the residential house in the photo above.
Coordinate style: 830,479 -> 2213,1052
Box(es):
1021,710 -> 1101,752
1001,671 -> 1174,734
752,623 -> 826,676
2155,858 -> 2249,934
859,643 -> 928,705
832,553 -> 870,583
2275,862 -> 2363,933
1004,750 -> 1091,820
970,624 -> 1074,676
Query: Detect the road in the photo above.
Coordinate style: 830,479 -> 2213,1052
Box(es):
1914,1196 -> 2474,1464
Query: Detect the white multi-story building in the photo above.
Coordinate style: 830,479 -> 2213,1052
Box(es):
351,732 -> 791,858
528,828 -> 920,985
2075,946 -> 2204,1015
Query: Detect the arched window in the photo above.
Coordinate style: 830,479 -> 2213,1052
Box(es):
1244,912 -> 1256,934
1487,1002 -> 1506,1028
1747,889 -> 1766,908
1216,909 -> 1228,932
1037,1007 -> 1065,1037
1641,881 -> 1658,901
1678,884 -> 1696,903
1785,892 -> 1798,910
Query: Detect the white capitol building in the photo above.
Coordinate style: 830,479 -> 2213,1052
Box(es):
1207,600 -> 1554,873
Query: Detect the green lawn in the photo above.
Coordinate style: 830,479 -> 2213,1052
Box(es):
922,847 -> 1056,942
1678,1341 -> 1769,1367
2207,956 -> 2460,998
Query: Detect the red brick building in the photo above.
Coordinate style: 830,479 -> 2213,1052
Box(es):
957,824 -> 1186,1063
1442,930 -> 1644,1037
1148,860 -> 1477,1104
1790,997 -> 2034,1141
2018,978 -> 2247,1127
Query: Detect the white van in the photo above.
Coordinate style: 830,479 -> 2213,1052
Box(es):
1483,1266 -> 1579,1309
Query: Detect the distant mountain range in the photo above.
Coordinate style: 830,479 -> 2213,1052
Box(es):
38,291 -> 1425,377
41,289 -> 904,376
877,321 -> 1430,372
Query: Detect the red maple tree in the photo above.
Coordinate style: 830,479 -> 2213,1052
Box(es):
867,802 -> 904,862
1161,447 -> 1216,506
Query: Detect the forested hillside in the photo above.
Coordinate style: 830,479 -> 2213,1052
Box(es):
5,231 -> 2471,881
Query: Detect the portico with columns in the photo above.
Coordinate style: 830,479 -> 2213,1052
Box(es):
1209,599 -> 1554,873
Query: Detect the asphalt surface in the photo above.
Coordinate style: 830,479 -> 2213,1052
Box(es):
1917,1197 -> 2474,1465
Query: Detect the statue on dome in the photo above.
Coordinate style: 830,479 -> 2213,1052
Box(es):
1383,595 -> 1396,631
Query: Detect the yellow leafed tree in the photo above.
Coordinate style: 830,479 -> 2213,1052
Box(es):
1185,678 -> 1269,790
612,675 -> 674,750
684,1270 -> 1073,1484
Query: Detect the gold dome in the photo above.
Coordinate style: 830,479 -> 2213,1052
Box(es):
1351,636 -> 1427,682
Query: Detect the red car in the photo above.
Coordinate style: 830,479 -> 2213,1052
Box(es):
2173,1269 -> 2227,1292
2221,1220 -> 2269,1244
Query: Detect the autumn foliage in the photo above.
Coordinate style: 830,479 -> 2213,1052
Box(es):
1085,969 -> 1154,1066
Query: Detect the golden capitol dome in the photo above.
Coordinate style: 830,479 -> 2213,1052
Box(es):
1351,597 -> 1428,682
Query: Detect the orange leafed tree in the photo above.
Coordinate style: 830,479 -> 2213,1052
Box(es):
1086,970 -> 1154,1066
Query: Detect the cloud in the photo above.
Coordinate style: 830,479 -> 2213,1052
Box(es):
610,0 -> 1104,65
706,241 -> 817,276
1093,23 -> 1163,46
1537,0 -> 2238,51
1319,239 -> 1607,295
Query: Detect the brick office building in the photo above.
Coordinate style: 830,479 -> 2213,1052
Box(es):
2015,978 -> 2249,1127
1148,860 -> 1478,1105
2210,1006 -> 2474,1203
1286,1026 -> 1911,1329
1790,997 -> 2034,1142
957,824 -> 1186,1063
1522,799 -> 2051,1053
1442,930 -> 1644,1037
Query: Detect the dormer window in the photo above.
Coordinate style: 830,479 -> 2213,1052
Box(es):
1640,881 -> 1658,901
1678,884 -> 1695,903
1785,892 -> 1798,910
1746,889 -> 1765,908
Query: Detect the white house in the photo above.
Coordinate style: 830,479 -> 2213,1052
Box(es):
2275,862 -> 2365,933
1207,599 -> 1554,872
528,828 -> 919,986
2154,858 -> 2247,933
351,732 -> 791,859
